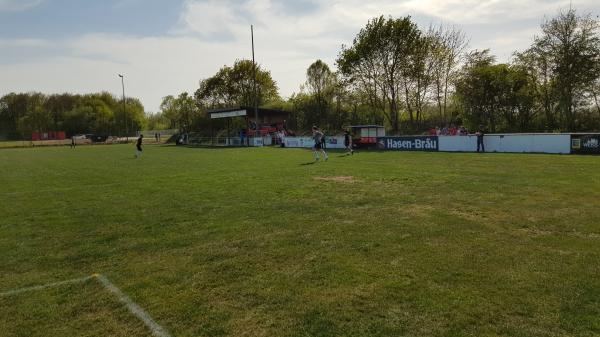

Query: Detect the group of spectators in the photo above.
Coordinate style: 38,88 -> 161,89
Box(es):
428,125 -> 469,136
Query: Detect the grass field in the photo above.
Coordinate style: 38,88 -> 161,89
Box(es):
1,144 -> 599,337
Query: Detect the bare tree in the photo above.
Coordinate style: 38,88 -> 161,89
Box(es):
429,24 -> 469,124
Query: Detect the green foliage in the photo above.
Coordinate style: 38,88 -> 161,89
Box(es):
533,8 -> 600,131
456,50 -> 539,132
195,59 -> 279,109
146,112 -> 170,131
337,16 -> 423,132
0,92 -> 146,139
159,92 -> 211,134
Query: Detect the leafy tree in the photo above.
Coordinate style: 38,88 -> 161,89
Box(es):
338,16 -> 424,132
160,95 -> 179,129
196,59 -> 279,109
62,95 -> 114,136
45,93 -> 79,131
456,50 -> 538,132
146,112 -> 170,131
306,60 -> 334,118
533,8 -> 600,130
17,93 -> 50,136
0,93 -> 29,139
159,93 -> 207,133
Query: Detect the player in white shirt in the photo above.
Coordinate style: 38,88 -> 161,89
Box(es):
312,126 -> 328,162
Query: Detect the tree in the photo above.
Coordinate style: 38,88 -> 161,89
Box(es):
196,59 -> 280,109
456,50 -> 538,132
514,46 -> 558,130
160,95 -> 179,129
63,95 -> 114,136
44,94 -> 79,131
17,93 -> 50,137
306,60 -> 334,118
159,93 -> 206,133
402,30 -> 436,129
534,8 -> 600,131
338,16 -> 437,132
0,93 -> 29,139
429,25 -> 469,124
592,78 -> 600,121
146,112 -> 170,131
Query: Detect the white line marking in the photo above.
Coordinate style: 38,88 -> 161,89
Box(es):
0,276 -> 94,297
0,274 -> 172,337
95,274 -> 172,337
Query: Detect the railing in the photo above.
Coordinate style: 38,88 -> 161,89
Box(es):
185,136 -> 275,147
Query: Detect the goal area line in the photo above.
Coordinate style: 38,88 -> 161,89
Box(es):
0,273 -> 171,337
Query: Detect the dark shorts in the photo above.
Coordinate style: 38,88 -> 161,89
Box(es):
314,142 -> 322,150
137,145 -> 142,151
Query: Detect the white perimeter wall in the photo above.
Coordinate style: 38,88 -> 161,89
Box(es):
284,134 -> 571,154
439,134 -> 571,154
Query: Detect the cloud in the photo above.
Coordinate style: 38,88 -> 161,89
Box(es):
0,34 -> 247,112
0,0 -> 43,11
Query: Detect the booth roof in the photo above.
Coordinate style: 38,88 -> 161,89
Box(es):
208,106 -> 290,117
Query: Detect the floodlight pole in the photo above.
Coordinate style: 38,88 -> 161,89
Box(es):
251,25 -> 258,145
118,74 -> 127,140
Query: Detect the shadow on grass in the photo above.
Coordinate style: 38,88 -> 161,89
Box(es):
300,161 -> 317,166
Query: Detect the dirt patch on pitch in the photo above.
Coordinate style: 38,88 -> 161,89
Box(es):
314,176 -> 359,183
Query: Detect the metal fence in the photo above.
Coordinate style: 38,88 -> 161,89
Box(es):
185,135 -> 275,147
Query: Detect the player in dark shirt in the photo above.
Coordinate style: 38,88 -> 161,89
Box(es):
135,135 -> 143,158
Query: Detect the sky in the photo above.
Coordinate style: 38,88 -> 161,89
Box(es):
1,0 -> 599,112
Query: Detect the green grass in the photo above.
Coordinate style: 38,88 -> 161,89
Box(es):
1,144 -> 599,337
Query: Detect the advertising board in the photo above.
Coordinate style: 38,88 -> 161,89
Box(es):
376,136 -> 439,151
571,135 -> 600,154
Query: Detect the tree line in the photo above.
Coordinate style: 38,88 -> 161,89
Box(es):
286,8 -> 600,134
0,92 -> 145,140
2,7 -> 599,140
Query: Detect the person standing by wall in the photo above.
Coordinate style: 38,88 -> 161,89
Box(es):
476,125 -> 485,153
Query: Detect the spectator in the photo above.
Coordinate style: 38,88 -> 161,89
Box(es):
449,125 -> 458,136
